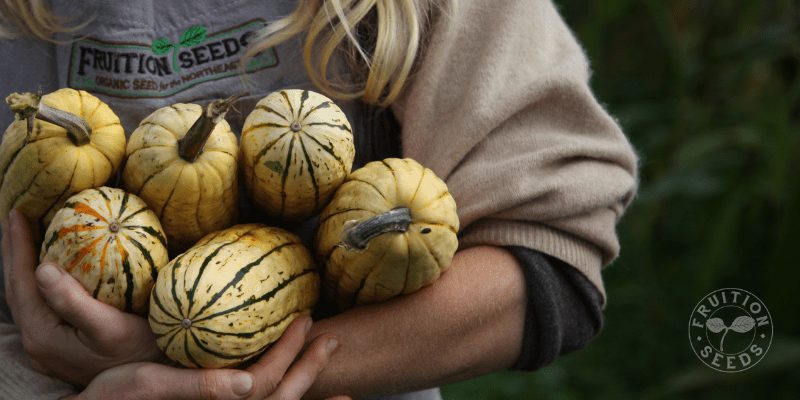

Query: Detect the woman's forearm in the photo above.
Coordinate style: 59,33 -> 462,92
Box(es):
305,245 -> 527,399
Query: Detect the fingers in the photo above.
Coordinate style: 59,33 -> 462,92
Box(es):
246,316 -> 313,396
267,334 -> 339,400
5,209 -> 53,328
79,363 -> 255,400
134,364 -> 254,400
35,262 -> 125,340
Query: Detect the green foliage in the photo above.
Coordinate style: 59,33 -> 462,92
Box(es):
444,0 -> 800,398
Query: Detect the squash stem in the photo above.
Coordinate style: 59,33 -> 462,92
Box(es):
5,92 -> 92,145
341,207 -> 412,251
178,94 -> 243,162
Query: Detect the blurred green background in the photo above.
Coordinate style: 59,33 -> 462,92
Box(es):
443,0 -> 800,398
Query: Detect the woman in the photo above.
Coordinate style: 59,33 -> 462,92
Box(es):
0,0 -> 638,398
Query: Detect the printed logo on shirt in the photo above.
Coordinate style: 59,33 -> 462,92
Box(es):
67,19 -> 278,98
688,288 -> 773,372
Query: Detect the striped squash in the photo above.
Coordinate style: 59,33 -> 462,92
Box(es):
122,99 -> 238,254
149,224 -> 319,368
40,186 -> 169,315
316,158 -> 459,309
240,89 -> 355,221
0,89 -> 125,226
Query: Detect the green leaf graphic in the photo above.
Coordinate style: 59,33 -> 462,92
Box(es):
179,25 -> 207,47
730,316 -> 755,333
151,37 -> 173,55
265,160 -> 283,174
705,318 -> 726,333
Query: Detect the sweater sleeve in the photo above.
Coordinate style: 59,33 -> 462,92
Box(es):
392,0 -> 638,300
508,246 -> 603,370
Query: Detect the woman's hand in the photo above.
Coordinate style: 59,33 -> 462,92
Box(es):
1,209 -> 162,386
3,209 -> 340,398
244,315 -> 339,399
67,362 -> 255,400
71,317 -> 340,400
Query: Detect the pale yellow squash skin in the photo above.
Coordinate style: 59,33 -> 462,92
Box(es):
122,104 -> 238,253
149,224 -> 319,368
316,158 -> 459,309
241,89 -> 355,221
40,187 -> 169,315
0,89 -> 125,225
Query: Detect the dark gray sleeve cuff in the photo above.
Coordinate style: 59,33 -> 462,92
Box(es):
508,246 -> 604,371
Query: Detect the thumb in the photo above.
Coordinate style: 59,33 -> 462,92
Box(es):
134,364 -> 254,400
79,363 -> 255,400
35,263 -> 118,336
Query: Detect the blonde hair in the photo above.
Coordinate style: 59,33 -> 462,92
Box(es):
0,0 -> 85,40
245,0 -> 434,107
1,0 -> 435,107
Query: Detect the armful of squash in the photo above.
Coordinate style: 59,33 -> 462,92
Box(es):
0,88 -> 461,371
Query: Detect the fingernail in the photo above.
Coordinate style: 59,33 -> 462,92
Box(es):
305,317 -> 313,334
36,263 -> 62,287
230,372 -> 253,397
326,338 -> 339,354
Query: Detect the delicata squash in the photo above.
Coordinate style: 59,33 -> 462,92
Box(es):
240,89 -> 355,222
149,224 -> 319,368
0,89 -> 125,225
122,97 -> 239,254
40,187 -> 169,314
316,158 -> 459,309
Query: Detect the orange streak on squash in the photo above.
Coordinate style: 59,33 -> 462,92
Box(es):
81,263 -> 92,273
66,236 -> 105,273
72,202 -> 108,223
58,225 -> 104,238
98,238 -> 110,284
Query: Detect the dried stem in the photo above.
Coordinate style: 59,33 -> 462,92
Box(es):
341,207 -> 412,251
178,94 -> 244,162
5,92 -> 92,145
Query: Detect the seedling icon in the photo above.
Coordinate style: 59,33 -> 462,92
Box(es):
706,315 -> 755,352
151,25 -> 208,73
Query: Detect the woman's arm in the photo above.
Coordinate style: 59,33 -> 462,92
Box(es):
394,0 -> 639,301
300,1 -> 640,395
304,245 -> 526,399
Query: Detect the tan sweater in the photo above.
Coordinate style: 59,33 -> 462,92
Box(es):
394,0 -> 638,301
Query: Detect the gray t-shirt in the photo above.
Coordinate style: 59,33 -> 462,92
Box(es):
0,1 -> 438,398
1,0 -> 364,133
